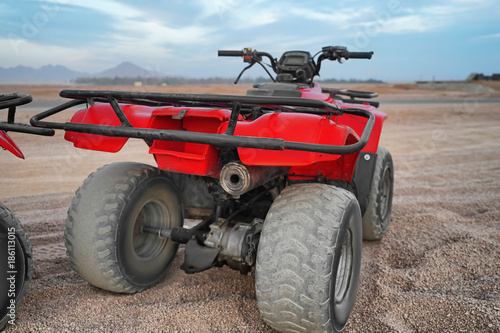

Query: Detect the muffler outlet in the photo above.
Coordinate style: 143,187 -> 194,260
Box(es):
220,162 -> 288,196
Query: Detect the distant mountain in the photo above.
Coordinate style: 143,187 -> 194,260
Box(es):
92,61 -> 162,78
0,62 -> 161,83
0,64 -> 87,82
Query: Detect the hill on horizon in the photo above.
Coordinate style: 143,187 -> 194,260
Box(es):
0,64 -> 87,82
92,61 -> 162,78
0,61 -> 162,83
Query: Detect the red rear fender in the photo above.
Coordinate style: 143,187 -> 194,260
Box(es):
335,101 -> 388,154
235,113 -> 359,166
65,104 -> 155,152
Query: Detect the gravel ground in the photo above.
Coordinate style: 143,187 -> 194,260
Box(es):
1,84 -> 499,332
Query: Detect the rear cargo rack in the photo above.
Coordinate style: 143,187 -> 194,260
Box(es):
30,90 -> 374,155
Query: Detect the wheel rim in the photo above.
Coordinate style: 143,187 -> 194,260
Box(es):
132,200 -> 169,260
379,165 -> 392,223
335,229 -> 353,303
117,177 -> 183,290
120,179 -> 182,287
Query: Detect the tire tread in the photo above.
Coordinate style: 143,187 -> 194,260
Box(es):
65,162 -> 169,293
256,183 -> 360,333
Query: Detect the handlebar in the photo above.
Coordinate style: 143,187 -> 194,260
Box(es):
218,48 -> 278,84
218,45 -> 373,84
320,46 -> 373,61
218,50 -> 245,57
218,48 -> 275,63
343,51 -> 373,60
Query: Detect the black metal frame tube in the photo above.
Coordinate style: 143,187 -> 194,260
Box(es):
224,102 -> 241,135
0,122 -> 55,136
0,93 -> 54,136
0,93 -> 33,110
108,97 -> 132,127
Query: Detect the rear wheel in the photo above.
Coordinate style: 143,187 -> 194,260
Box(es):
255,183 -> 362,333
65,162 -> 183,293
362,146 -> 394,240
0,203 -> 32,329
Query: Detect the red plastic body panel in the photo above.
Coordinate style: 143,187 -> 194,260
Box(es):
235,113 -> 359,166
299,83 -> 333,101
65,104 -> 155,152
288,152 -> 359,182
149,108 -> 243,177
0,130 -> 24,159
334,101 -> 387,154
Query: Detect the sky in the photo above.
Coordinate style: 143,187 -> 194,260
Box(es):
1,0 -> 499,82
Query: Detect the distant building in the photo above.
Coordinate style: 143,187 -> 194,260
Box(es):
467,73 -> 500,81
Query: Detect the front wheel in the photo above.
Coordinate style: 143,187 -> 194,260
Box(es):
255,183 -> 362,333
65,162 -> 183,293
0,203 -> 33,330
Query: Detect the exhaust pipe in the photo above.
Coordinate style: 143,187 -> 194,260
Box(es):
220,162 -> 288,196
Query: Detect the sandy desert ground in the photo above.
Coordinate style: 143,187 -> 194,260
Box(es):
0,83 -> 499,332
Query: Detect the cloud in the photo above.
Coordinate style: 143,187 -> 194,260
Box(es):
421,5 -> 468,15
481,32 -> 500,38
0,36 -> 93,69
34,0 -> 213,45
263,4 -> 445,36
1,0 -> 219,75
287,7 -> 372,25
36,0 -> 140,21
197,0 -> 242,18
363,14 -> 443,34
196,0 -> 280,28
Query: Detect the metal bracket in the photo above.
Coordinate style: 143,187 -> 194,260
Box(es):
223,102 -> 241,135
172,108 -> 189,120
181,239 -> 220,274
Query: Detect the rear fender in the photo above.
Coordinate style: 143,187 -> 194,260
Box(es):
0,130 -> 24,159
235,112 -> 359,166
65,104 -> 155,152
337,107 -> 387,154
288,134 -> 360,183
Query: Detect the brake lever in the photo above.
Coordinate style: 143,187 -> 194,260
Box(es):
234,62 -> 256,84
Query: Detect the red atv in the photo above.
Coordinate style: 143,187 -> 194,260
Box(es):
31,46 -> 393,333
0,93 -> 54,329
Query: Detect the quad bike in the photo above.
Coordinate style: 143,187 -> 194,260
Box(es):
0,93 -> 54,329
29,45 -> 394,333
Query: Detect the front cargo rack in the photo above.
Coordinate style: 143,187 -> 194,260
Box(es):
30,90 -> 374,155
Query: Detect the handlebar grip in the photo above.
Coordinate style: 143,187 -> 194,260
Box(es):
218,50 -> 244,57
344,51 -> 374,59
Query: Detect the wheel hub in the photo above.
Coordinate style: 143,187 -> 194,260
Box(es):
335,229 -> 352,303
132,201 -> 170,260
